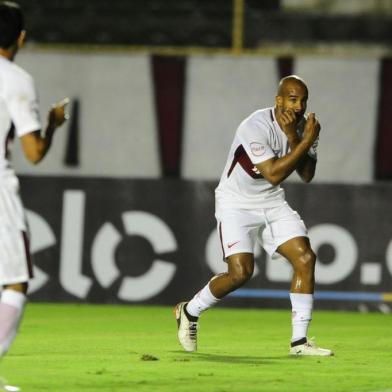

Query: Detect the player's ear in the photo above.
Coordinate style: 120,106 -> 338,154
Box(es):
17,30 -> 26,49
275,95 -> 283,108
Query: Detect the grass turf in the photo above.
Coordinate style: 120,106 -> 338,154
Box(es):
1,303 -> 392,392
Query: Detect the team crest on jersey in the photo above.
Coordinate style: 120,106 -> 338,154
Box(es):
250,142 -> 265,156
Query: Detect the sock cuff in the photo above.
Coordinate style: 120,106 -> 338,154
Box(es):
291,337 -> 307,347
205,284 -> 219,302
1,290 -> 27,310
186,282 -> 220,318
184,304 -> 198,321
290,293 -> 314,311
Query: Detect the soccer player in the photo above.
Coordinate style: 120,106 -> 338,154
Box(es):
0,2 -> 68,389
175,75 -> 333,356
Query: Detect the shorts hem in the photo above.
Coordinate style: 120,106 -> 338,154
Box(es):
224,248 -> 255,260
0,275 -> 30,286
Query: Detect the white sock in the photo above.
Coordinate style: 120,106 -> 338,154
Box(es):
290,293 -> 313,343
186,282 -> 220,318
0,289 -> 27,357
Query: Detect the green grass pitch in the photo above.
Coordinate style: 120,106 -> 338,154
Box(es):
1,303 -> 392,392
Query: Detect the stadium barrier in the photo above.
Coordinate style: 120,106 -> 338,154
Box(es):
21,176 -> 392,311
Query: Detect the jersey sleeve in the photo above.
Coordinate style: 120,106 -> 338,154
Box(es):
237,119 -> 276,165
6,71 -> 41,137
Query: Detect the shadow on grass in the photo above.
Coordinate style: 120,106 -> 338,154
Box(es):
170,351 -> 290,365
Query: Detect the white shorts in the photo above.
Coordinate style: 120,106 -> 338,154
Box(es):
0,177 -> 32,285
216,201 -> 308,259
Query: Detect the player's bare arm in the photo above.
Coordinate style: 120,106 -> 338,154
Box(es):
295,150 -> 317,183
255,113 -> 320,186
295,114 -> 320,182
20,98 -> 69,164
284,110 -> 319,183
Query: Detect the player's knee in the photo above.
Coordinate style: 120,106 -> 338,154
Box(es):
229,265 -> 253,288
295,249 -> 316,274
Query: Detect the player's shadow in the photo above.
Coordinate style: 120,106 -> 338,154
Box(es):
172,351 -> 290,365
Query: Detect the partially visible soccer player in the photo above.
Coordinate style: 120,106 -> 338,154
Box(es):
0,2 -> 68,390
175,75 -> 333,356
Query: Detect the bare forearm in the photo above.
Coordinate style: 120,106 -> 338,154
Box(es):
288,135 -> 316,183
296,155 -> 316,183
20,125 -> 54,164
20,98 -> 68,164
256,139 -> 312,185
35,124 -> 55,162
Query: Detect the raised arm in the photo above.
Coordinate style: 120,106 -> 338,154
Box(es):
295,154 -> 317,183
292,115 -> 320,183
288,132 -> 318,183
20,98 -> 69,164
255,113 -> 320,186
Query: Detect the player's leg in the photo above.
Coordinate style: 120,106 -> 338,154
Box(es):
212,253 -> 254,297
276,236 -> 315,344
174,253 -> 254,352
277,237 -> 332,356
1,285 -> 25,392
0,189 -> 30,392
188,252 -> 254,312
0,282 -> 28,359
0,283 -> 24,391
262,203 -> 332,356
0,230 -> 31,360
174,209 -> 258,351
262,204 -> 314,346
0,183 -> 32,360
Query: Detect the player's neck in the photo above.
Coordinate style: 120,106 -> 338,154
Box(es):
0,47 -> 16,61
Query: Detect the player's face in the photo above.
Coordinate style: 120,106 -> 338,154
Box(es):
278,83 -> 308,123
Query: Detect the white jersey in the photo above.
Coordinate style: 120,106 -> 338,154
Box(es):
216,107 -> 306,210
0,56 -> 41,179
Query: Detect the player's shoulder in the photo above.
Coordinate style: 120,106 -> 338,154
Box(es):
0,58 -> 34,87
238,107 -> 274,134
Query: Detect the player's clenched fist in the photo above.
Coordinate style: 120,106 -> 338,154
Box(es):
303,113 -> 320,145
280,108 -> 298,136
48,97 -> 70,129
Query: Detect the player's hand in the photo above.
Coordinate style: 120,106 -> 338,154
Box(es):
48,98 -> 70,129
280,109 -> 298,140
303,113 -> 320,145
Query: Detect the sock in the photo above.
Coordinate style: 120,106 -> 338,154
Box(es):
186,282 -> 220,318
0,290 -> 27,357
290,293 -> 313,344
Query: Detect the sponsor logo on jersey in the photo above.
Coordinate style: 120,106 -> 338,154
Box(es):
250,142 -> 265,156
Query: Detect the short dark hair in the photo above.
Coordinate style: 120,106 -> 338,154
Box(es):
0,1 -> 24,48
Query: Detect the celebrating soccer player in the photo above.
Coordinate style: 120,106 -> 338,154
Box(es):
175,75 -> 333,356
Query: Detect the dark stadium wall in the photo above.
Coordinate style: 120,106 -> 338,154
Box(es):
277,56 -> 294,79
20,176 -> 392,311
375,57 -> 392,180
